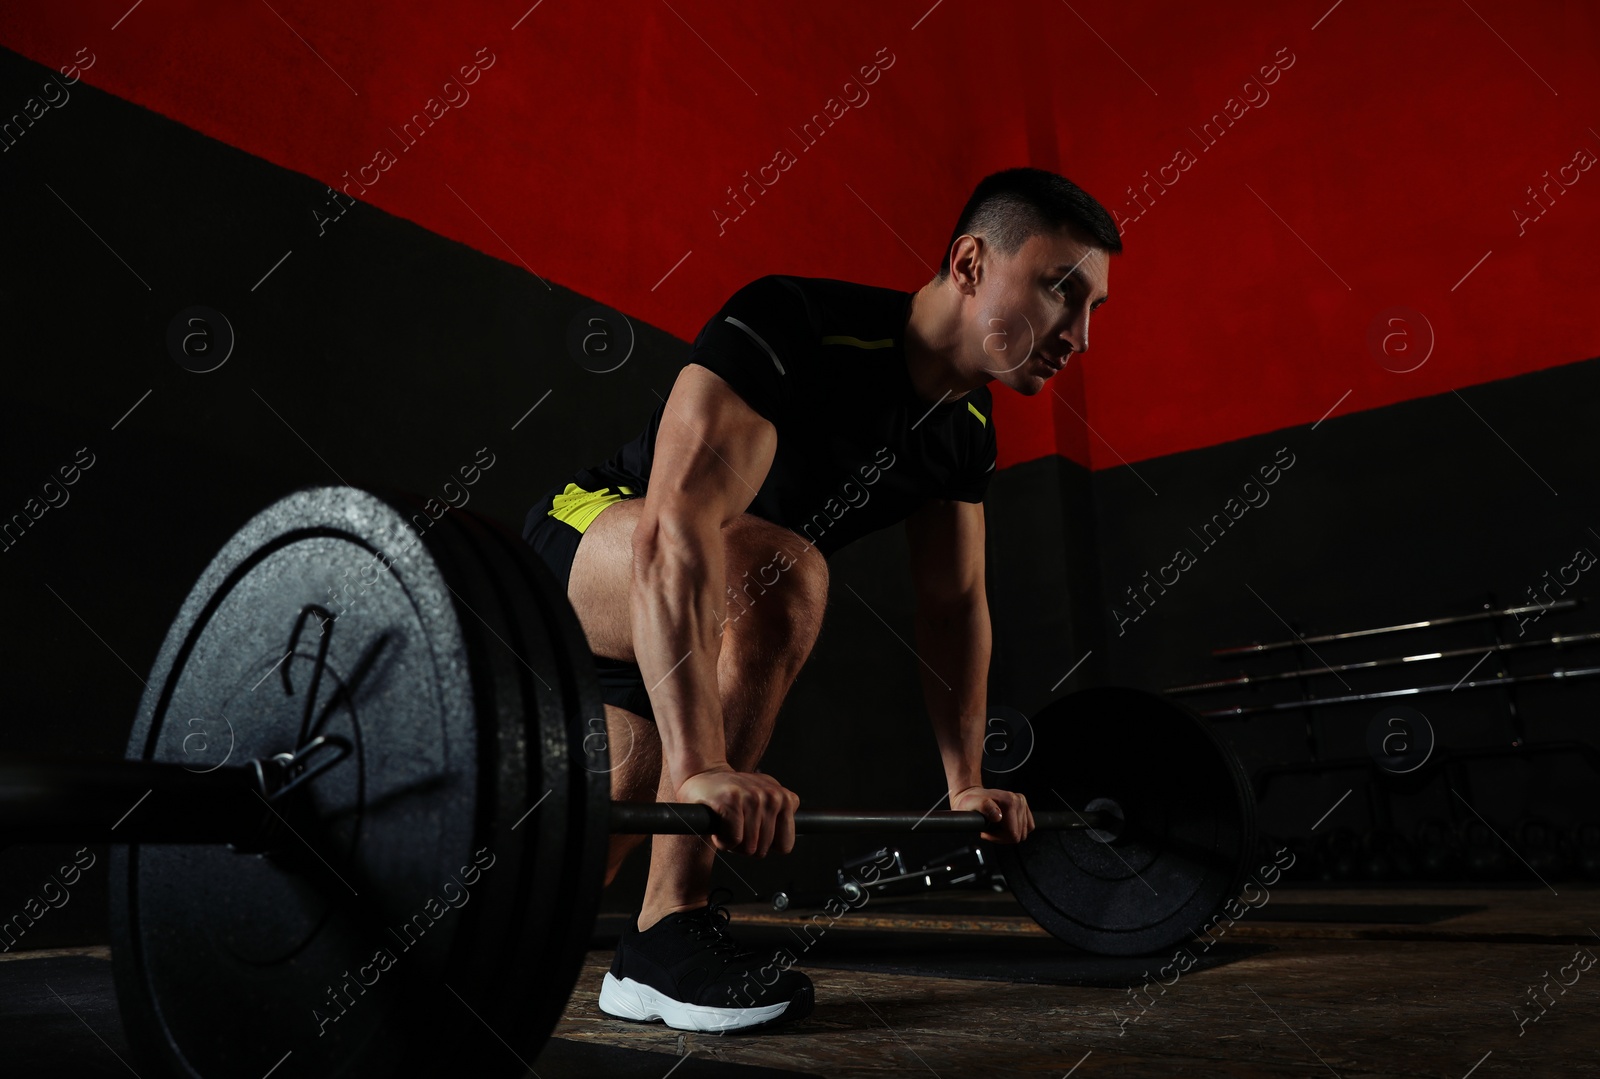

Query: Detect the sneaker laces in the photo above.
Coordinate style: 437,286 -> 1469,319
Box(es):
684,887 -> 743,958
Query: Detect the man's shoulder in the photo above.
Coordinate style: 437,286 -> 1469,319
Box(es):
759,274 -> 906,304
729,274 -> 909,330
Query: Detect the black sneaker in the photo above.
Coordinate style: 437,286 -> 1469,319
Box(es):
597,889 -> 814,1032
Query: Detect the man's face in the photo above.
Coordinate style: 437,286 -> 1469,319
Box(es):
963,228 -> 1110,395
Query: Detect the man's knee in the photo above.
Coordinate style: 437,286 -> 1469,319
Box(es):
721,515 -> 828,649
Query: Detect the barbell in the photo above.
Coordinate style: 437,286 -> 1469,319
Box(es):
0,487 -> 1257,1078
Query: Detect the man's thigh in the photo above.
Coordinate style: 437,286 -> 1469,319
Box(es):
567,498 -> 820,665
567,496 -> 648,663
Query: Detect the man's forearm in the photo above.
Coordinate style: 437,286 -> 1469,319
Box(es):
630,514 -> 730,788
912,595 -> 993,797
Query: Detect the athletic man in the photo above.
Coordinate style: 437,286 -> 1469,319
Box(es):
522,167 -> 1119,1032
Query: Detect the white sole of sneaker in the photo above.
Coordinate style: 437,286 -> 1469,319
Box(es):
597,972 -> 795,1032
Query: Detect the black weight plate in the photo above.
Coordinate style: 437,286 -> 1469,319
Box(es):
384,506 -> 568,1075
491,505 -> 611,934
107,487 -> 536,1078
426,507 -> 608,1060
989,687 -> 1257,956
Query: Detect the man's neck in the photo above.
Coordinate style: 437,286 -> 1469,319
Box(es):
904,279 -> 991,405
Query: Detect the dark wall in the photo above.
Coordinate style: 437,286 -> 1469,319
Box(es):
1090,361 -> 1600,875
983,453 -> 1110,711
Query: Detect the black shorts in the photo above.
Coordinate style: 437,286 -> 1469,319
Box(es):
522,479 -> 657,723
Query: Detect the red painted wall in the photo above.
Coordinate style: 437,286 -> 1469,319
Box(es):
5,1 -> 1597,468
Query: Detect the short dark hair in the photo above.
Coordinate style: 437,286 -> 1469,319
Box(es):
936,168 -> 1122,279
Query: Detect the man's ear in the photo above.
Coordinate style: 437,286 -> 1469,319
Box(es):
949,235 -> 985,294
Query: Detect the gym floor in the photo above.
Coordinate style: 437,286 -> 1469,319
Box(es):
562,888 -> 1599,1077
10,887 -> 1589,1078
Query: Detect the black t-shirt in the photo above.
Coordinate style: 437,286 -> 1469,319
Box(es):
571,275 -> 997,559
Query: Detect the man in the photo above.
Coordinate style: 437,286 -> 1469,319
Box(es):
522,167 -> 1119,1033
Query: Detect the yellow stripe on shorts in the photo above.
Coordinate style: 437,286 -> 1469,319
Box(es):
547,483 -> 635,533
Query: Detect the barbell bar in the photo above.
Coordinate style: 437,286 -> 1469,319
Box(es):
1164,628 -> 1600,695
0,758 -> 1116,844
609,804 -> 1113,834
1,487 -> 1256,1079
1210,597 -> 1580,655
1197,663 -> 1600,717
